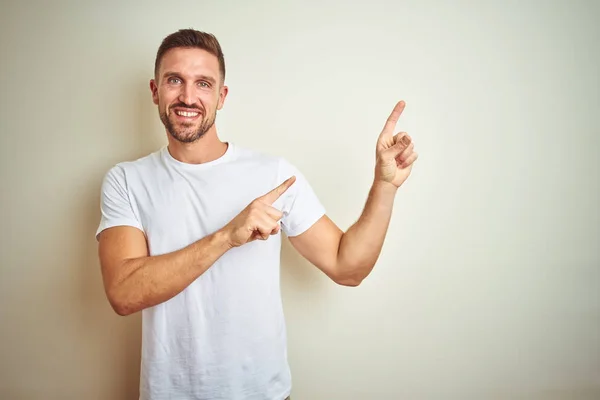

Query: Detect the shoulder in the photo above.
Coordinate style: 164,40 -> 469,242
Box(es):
115,148 -> 162,173
100,148 -> 163,187
230,143 -> 294,174
232,143 -> 279,164
236,142 -> 302,164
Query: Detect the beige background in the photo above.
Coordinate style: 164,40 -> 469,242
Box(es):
1,0 -> 599,399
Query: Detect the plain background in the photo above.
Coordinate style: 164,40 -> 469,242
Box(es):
1,0 -> 599,399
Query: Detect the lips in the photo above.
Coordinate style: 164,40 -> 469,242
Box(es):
171,107 -> 203,121
176,110 -> 199,117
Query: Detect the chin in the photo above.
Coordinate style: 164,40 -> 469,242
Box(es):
170,131 -> 206,143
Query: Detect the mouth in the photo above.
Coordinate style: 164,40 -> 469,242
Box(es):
171,108 -> 202,122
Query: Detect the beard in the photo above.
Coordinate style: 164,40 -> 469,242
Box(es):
160,103 -> 216,143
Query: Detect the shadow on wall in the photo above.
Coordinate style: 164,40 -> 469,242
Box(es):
77,185 -> 142,399
134,75 -> 168,159
79,182 -> 142,400
280,231 -> 333,326
77,76 -> 163,399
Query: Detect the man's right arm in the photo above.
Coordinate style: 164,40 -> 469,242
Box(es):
98,226 -> 232,316
97,175 -> 296,316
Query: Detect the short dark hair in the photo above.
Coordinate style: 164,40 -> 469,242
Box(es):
154,29 -> 226,83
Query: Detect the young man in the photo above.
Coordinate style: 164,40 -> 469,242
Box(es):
96,29 -> 417,400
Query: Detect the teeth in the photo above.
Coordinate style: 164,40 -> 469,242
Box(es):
176,111 -> 199,117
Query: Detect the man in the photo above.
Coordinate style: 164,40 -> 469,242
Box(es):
96,29 -> 418,400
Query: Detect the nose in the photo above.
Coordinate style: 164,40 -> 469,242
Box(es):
178,82 -> 196,106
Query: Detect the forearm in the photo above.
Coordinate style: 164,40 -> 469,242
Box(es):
336,180 -> 398,284
109,229 -> 232,315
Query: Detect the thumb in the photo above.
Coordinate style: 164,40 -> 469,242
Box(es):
384,136 -> 411,158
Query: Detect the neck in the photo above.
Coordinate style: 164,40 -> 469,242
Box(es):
166,128 -> 228,165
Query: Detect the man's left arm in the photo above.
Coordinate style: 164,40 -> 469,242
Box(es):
288,100 -> 418,286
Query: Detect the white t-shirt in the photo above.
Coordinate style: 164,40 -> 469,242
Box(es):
96,142 -> 326,400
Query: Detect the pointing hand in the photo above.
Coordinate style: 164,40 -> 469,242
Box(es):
374,101 -> 418,188
223,176 -> 296,248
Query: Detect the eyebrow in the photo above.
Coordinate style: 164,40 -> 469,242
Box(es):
162,71 -> 217,85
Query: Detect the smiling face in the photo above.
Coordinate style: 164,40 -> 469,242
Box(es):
150,47 -> 228,143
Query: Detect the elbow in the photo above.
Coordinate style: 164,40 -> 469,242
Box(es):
331,252 -> 377,286
336,278 -> 362,287
333,269 -> 366,287
112,303 -> 133,317
109,298 -> 131,316
107,290 -> 135,316
332,260 -> 377,287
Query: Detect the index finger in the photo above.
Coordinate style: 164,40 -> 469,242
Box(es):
380,100 -> 406,138
260,176 -> 296,204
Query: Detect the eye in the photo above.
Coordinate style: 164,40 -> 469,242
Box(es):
168,77 -> 182,84
198,81 -> 210,88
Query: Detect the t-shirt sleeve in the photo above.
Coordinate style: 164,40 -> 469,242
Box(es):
95,165 -> 144,240
276,157 -> 326,237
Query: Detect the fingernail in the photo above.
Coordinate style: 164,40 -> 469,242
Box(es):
401,136 -> 411,146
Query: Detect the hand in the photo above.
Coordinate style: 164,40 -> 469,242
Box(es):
374,100 -> 418,188
222,176 -> 296,248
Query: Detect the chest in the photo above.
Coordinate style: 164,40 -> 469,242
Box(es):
131,166 -> 280,255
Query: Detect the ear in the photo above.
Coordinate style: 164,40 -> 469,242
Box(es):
217,85 -> 229,110
150,79 -> 159,105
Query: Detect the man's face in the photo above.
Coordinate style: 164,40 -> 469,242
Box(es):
150,48 -> 227,143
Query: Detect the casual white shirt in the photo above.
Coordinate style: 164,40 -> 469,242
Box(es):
96,142 -> 325,400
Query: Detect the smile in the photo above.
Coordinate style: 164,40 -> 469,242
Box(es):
176,110 -> 200,117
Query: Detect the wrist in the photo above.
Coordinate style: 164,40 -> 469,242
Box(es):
214,227 -> 234,250
372,179 -> 399,195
